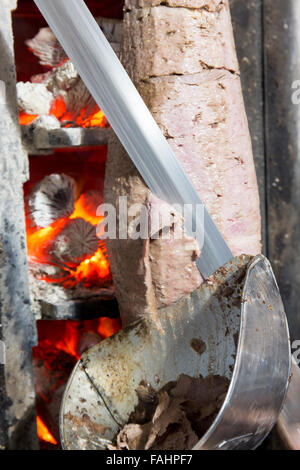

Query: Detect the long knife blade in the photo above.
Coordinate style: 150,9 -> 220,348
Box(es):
33,0 -> 233,279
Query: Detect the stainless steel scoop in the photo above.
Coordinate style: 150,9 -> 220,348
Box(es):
32,0 -> 291,450
60,255 -> 290,450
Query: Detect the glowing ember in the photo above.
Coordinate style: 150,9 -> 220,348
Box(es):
72,247 -> 110,288
36,416 -> 57,446
55,321 -> 81,360
19,112 -> 38,125
70,193 -> 103,226
19,96 -> 108,129
33,318 -> 121,365
26,219 -> 68,264
26,183 -> 110,289
76,108 -> 107,128
97,317 -> 121,339
33,317 -> 121,448
33,311 -> 121,450
49,96 -> 68,121
17,22 -> 110,129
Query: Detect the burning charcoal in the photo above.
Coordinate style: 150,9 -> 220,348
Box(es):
64,78 -> 98,124
28,173 -> 76,228
17,82 -> 54,116
25,21 -> 122,126
52,61 -> 79,91
26,27 -> 68,68
50,218 -> 99,267
25,27 -> 93,123
36,62 -> 79,99
33,350 -> 75,403
33,115 -> 61,130
26,19 -> 122,69
31,65 -> 98,126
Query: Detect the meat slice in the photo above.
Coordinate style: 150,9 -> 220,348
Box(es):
104,0 -> 261,326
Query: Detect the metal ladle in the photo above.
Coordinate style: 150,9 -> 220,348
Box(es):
60,255 -> 290,450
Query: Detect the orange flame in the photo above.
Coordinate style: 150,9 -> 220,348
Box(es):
19,112 -> 38,125
34,316 -> 121,448
74,247 -> 110,287
75,108 -> 107,128
49,96 -> 108,128
19,96 -> 108,129
49,96 -> 68,120
26,219 -> 68,264
70,193 -> 103,226
55,321 -> 81,360
36,416 -> 57,445
97,317 -> 121,339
